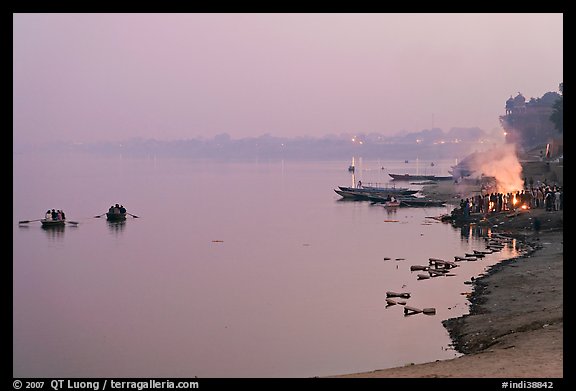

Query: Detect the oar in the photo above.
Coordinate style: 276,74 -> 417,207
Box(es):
94,213 -> 106,218
127,212 -> 139,218
66,221 -> 79,225
18,219 -> 43,224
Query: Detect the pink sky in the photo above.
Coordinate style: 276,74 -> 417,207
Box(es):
13,13 -> 563,144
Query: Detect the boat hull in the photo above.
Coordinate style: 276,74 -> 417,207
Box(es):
334,189 -> 370,200
106,212 -> 127,221
338,186 -> 419,195
41,219 -> 66,227
399,199 -> 446,207
389,174 -> 453,181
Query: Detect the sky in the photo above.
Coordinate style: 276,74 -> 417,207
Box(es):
13,13 -> 563,145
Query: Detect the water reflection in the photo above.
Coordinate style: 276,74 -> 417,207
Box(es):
41,224 -> 65,240
461,224 -> 493,240
383,206 -> 398,216
459,224 -> 519,256
14,156 -> 526,378
107,220 -> 126,235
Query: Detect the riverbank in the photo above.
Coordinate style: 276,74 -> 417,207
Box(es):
332,179 -> 563,378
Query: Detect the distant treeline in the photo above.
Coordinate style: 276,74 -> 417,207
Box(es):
16,127 -> 502,161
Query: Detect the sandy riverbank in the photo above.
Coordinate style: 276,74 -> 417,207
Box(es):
332,179 -> 563,378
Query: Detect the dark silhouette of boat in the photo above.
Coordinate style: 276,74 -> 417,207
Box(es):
41,219 -> 66,227
106,212 -> 127,221
389,173 -> 452,181
337,186 -> 419,195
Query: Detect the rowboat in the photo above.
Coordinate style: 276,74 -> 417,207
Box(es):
41,219 -> 66,227
106,212 -> 127,221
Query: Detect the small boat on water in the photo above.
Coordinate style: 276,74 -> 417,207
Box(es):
399,198 -> 446,207
41,219 -> 66,227
106,212 -> 127,221
389,173 -> 453,181
371,195 -> 444,207
335,189 -> 419,201
338,186 -> 419,195
368,193 -> 417,203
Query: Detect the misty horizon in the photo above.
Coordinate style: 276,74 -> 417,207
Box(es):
13,13 -> 563,146
13,125 -> 507,162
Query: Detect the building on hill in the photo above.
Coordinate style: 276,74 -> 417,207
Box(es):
500,91 -> 561,152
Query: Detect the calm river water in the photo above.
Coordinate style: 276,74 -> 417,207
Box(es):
13,152 -> 519,378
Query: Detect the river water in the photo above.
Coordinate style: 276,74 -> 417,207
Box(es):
13,152 -> 519,378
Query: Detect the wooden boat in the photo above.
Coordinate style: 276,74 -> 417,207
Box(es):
338,186 -> 419,195
106,212 -> 127,221
399,198 -> 446,207
41,219 -> 66,227
389,173 -> 452,181
334,189 -> 370,200
368,194 -> 418,203
335,188 -> 417,201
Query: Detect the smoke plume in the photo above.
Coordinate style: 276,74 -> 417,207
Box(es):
466,144 -> 524,193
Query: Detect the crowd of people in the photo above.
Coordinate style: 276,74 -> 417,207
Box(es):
44,209 -> 66,221
458,183 -> 563,217
108,204 -> 127,214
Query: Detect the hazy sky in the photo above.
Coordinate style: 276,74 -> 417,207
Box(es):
13,13 -> 563,144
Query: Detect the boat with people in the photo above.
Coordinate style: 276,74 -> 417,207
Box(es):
39,208 -> 68,227
105,203 -> 128,221
41,218 -> 66,227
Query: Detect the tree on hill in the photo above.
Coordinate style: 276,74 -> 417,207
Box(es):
549,82 -> 563,133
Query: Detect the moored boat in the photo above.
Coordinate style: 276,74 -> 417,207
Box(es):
389,173 -> 453,181
338,186 -> 419,195
399,198 -> 446,207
